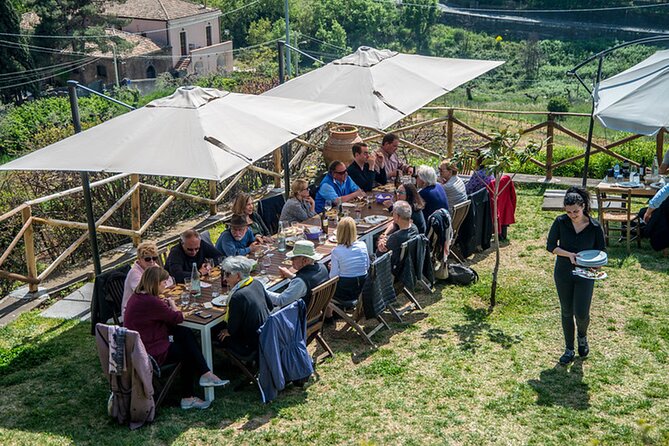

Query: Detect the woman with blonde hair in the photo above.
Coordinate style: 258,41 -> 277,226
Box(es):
232,193 -> 270,239
279,178 -> 317,224
122,241 -> 173,319
327,217 -> 369,315
438,159 -> 468,214
124,266 -> 228,410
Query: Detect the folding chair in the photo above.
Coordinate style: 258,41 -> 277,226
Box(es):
306,276 -> 339,360
449,200 -> 471,263
598,192 -> 641,254
91,265 -> 130,333
220,348 -> 259,392
389,236 -> 427,322
257,194 -> 286,235
328,254 -> 393,347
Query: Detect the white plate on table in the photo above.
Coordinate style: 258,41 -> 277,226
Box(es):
364,215 -> 388,225
616,181 -> 643,188
211,294 -> 229,307
650,182 -> 666,190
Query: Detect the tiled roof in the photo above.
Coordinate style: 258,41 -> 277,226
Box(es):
104,0 -> 218,21
60,29 -> 163,58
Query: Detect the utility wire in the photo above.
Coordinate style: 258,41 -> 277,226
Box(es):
0,58 -> 96,82
0,57 -> 99,90
439,1 -> 669,14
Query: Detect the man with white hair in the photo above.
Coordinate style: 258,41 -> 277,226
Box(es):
416,164 -> 449,222
266,240 -> 329,308
166,229 -> 222,283
217,256 -> 273,355
377,200 -> 419,273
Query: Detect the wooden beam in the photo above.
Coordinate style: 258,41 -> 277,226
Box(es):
26,173 -> 130,205
209,180 -> 217,216
139,179 -> 193,234
545,114 -> 554,180
0,215 -> 32,269
0,203 -> 28,224
141,183 -> 216,206
21,207 -> 37,291
657,128 -> 665,165
32,217 -> 138,237
215,169 -> 247,203
422,106 -> 590,117
272,148 -> 283,188
451,117 -> 493,141
0,269 -> 40,285
447,109 -> 454,158
131,174 -> 141,246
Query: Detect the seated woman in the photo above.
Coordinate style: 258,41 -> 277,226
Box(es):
122,241 -> 173,320
279,178 -> 317,224
327,217 -> 369,316
416,165 -> 449,222
124,266 -> 228,410
217,256 -> 273,357
233,193 -> 272,241
383,183 -> 426,235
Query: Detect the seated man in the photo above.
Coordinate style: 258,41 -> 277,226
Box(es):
315,160 -> 365,213
217,256 -> 273,356
165,229 -> 222,283
376,200 -> 419,274
266,240 -> 329,308
640,183 -> 669,251
438,160 -> 468,215
347,142 -> 383,192
122,241 -> 173,319
216,214 -> 262,257
373,133 -> 413,184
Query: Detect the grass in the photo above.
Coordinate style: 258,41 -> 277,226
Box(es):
1,184 -> 669,445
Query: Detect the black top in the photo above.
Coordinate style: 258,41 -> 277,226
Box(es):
546,214 -> 606,269
165,241 -> 222,284
383,223 -> 419,272
227,279 -> 274,350
295,263 -> 329,307
347,161 -> 376,192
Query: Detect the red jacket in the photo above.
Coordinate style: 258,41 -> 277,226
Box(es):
488,175 -> 517,232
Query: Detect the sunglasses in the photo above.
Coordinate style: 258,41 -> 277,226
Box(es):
334,170 -> 348,175
143,256 -> 159,262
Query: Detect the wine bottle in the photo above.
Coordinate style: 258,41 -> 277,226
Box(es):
640,157 -> 646,182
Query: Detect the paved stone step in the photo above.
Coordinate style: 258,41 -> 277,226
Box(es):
41,282 -> 93,320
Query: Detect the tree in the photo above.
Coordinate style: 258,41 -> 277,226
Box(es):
458,129 -> 542,309
0,0 -> 38,103
400,0 -> 439,54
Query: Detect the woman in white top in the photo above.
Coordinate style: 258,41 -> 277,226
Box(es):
329,217 -> 369,310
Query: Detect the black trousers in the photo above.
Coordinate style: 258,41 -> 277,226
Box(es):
333,275 -> 367,307
554,263 -> 594,350
164,325 -> 210,398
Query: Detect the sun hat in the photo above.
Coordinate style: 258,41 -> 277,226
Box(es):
229,214 -> 249,228
285,240 -> 323,261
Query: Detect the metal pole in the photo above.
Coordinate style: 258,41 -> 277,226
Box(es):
112,43 -> 120,89
67,80 -> 102,276
278,41 -> 285,84
276,44 -> 291,197
284,0 -> 291,77
582,57 -> 603,188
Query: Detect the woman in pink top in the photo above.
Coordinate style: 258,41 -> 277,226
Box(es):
124,266 -> 227,410
121,241 -> 173,320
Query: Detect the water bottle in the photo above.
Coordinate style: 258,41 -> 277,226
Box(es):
613,164 -> 620,180
190,262 -> 201,298
652,157 -> 659,178
277,222 -> 287,252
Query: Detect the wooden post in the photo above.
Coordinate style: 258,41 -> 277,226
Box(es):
272,148 -> 282,188
130,174 -> 141,246
208,180 -> 217,216
447,108 -> 454,158
656,128 -> 664,166
545,114 -> 555,181
21,206 -> 38,292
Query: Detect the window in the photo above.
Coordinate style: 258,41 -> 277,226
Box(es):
180,31 -> 187,56
146,65 -> 156,78
96,64 -> 107,77
206,25 -> 212,46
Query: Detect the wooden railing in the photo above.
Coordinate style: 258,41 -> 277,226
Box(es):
1,107 -> 665,293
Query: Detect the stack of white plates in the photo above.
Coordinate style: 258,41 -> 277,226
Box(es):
575,250 -> 608,268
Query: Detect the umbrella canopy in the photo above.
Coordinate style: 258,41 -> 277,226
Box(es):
594,49 -> 669,136
0,86 -> 352,180
263,46 -> 504,130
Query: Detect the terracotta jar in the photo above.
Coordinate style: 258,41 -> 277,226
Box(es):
322,125 -> 363,166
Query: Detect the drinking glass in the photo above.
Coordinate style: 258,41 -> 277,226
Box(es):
184,278 -> 191,293
366,194 -> 372,209
354,209 -> 362,222
324,200 -> 333,212
180,291 -> 190,307
318,232 -> 327,244
261,253 -> 273,274
203,258 -> 213,276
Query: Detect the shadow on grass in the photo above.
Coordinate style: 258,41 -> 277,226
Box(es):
0,321 -> 308,445
451,305 -> 522,353
527,358 -> 590,410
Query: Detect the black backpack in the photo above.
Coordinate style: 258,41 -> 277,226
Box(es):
446,263 -> 479,286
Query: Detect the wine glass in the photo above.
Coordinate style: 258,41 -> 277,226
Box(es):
261,252 -> 273,275
203,258 -> 213,276
324,200 -> 333,213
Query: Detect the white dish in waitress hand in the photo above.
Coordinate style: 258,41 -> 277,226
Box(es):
576,250 -> 607,267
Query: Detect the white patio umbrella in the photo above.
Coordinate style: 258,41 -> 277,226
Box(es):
0,86 -> 352,180
264,46 -> 504,130
594,49 -> 669,136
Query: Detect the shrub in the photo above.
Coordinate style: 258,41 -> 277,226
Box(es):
547,96 -> 570,114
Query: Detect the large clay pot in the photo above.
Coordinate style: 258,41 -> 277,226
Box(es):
322,125 -> 363,166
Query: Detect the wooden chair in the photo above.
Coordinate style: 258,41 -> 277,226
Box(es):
457,156 -> 475,176
449,199 -> 471,263
221,348 -> 259,392
597,192 -> 641,253
389,237 -> 426,322
306,276 -> 339,360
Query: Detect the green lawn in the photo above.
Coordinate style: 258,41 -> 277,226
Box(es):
1,185 -> 668,445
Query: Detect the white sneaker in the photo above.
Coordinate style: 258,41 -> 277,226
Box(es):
180,397 -> 211,410
199,375 -> 230,387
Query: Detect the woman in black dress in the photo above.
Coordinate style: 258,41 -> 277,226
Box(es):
546,187 -> 605,365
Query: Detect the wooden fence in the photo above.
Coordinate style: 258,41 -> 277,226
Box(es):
1,107 -> 665,293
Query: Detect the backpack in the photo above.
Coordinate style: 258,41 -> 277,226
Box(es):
446,263 -> 479,286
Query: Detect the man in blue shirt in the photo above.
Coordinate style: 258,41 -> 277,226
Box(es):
315,160 -> 365,213
643,182 -> 669,223
216,214 -> 262,256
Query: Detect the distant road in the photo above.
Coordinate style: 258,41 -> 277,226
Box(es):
438,3 -> 669,36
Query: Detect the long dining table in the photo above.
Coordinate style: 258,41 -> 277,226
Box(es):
161,186 -> 394,402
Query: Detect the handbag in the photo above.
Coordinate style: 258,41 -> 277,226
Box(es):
447,263 -> 479,286
434,260 -> 449,281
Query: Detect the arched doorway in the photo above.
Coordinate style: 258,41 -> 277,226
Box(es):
146,65 -> 156,79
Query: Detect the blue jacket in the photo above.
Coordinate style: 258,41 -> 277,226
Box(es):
315,173 -> 360,213
216,227 -> 255,256
257,300 -> 313,403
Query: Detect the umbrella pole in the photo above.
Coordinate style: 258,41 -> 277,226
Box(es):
282,143 -> 291,198
582,57 -> 603,189
67,81 -> 102,277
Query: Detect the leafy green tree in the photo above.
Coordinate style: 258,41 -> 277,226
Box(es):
0,0 -> 38,103
400,0 -> 439,53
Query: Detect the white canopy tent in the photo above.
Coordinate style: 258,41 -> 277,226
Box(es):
594,49 -> 669,136
0,86 -> 352,180
264,46 -> 504,130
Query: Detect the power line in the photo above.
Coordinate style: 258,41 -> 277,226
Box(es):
439,2 -> 669,14
0,58 -> 95,81
220,0 -> 262,16
0,57 -> 99,90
